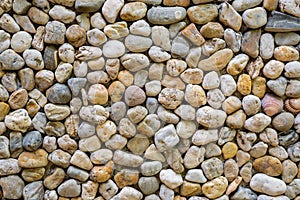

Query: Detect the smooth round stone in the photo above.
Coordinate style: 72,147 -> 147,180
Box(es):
35,70 -> 55,91
201,157 -> 224,180
58,43 -> 75,63
260,33 -> 275,60
88,84 -> 108,105
23,49 -> 44,70
272,112 -> 294,132
242,7 -> 267,29
10,31 -> 32,53
18,149 -> 48,168
285,61 -> 300,78
8,88 -> 28,110
263,60 -> 284,79
46,83 -> 72,104
158,88 -> 184,109
23,131 -> 42,152
0,49 -> 25,70
253,156 -> 283,177
250,173 -> 286,196
151,26 -> 171,51
125,34 -> 152,52
57,179 -> 81,198
138,177 -> 160,195
103,40 -> 125,58
120,2 -> 147,21
86,28 -> 107,46
66,24 -> 86,47
121,53 -> 150,72
196,106 -> 227,128
124,85 -> 146,107
43,167 -> 65,190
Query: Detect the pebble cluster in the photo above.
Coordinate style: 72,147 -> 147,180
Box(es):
0,0 -> 300,199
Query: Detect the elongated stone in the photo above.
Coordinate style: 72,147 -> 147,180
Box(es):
147,7 -> 186,25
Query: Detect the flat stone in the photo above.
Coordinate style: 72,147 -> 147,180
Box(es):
121,53 -> 150,72
75,0 -> 105,12
125,34 -> 152,52
147,7 -> 186,25
70,150 -> 93,170
265,11 -> 300,32
253,156 -> 283,176
44,21 -> 66,45
201,157 -> 224,180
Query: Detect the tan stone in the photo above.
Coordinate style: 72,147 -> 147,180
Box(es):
253,156 -> 283,176
90,161 -> 114,183
237,74 -> 251,95
163,0 -> 190,6
252,76 -> 266,98
18,149 -> 48,168
120,2 -> 147,21
274,46 -> 299,62
222,142 -> 238,159
202,176 -> 228,199
21,168 -> 45,182
180,181 -> 201,197
114,169 -> 139,188
187,4 -> 218,25
0,102 -> 10,121
200,22 -> 224,38
198,48 -> 233,71
8,89 -> 28,110
108,81 -> 125,102
44,167 -> 66,189
181,23 -> 205,46
88,84 -> 108,105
